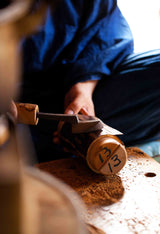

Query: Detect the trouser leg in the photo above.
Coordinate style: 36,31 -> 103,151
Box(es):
93,49 -> 160,146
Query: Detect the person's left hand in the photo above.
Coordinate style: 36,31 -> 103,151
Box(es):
64,80 -> 98,116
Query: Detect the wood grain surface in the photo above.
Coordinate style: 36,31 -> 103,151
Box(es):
37,147 -> 160,234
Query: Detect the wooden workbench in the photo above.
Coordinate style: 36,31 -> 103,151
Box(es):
36,147 -> 160,233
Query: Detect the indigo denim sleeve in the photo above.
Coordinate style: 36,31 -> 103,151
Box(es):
63,0 -> 134,87
22,0 -> 134,88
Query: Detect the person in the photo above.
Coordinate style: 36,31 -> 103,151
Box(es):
16,0 -> 160,162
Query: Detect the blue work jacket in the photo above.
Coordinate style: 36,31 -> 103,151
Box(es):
22,0 -> 134,89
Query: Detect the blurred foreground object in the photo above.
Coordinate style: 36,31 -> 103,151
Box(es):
0,119 -> 87,234
0,1 -> 88,233
0,0 -> 48,113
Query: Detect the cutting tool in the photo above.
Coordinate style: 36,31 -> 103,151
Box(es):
16,103 -> 123,134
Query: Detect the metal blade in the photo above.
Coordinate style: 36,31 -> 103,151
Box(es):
37,112 -> 123,135
72,117 -> 123,135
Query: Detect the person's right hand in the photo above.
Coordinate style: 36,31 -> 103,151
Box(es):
64,80 -> 98,116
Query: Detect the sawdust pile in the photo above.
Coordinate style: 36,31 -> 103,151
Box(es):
37,157 -> 124,206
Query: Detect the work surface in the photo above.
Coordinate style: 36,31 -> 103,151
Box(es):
37,147 -> 160,234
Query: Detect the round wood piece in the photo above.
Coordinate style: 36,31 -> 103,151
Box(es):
87,135 -> 127,175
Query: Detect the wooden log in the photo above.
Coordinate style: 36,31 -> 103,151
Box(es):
58,122 -> 127,175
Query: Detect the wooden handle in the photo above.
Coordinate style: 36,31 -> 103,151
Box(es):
15,103 -> 39,125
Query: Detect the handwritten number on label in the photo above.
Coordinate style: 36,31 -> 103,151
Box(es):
99,147 -> 111,163
99,153 -> 104,163
98,147 -> 122,173
108,154 -> 121,173
111,154 -> 121,167
108,163 -> 112,173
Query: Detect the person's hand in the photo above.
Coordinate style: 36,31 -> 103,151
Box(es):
64,80 -> 98,116
53,80 -> 98,146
